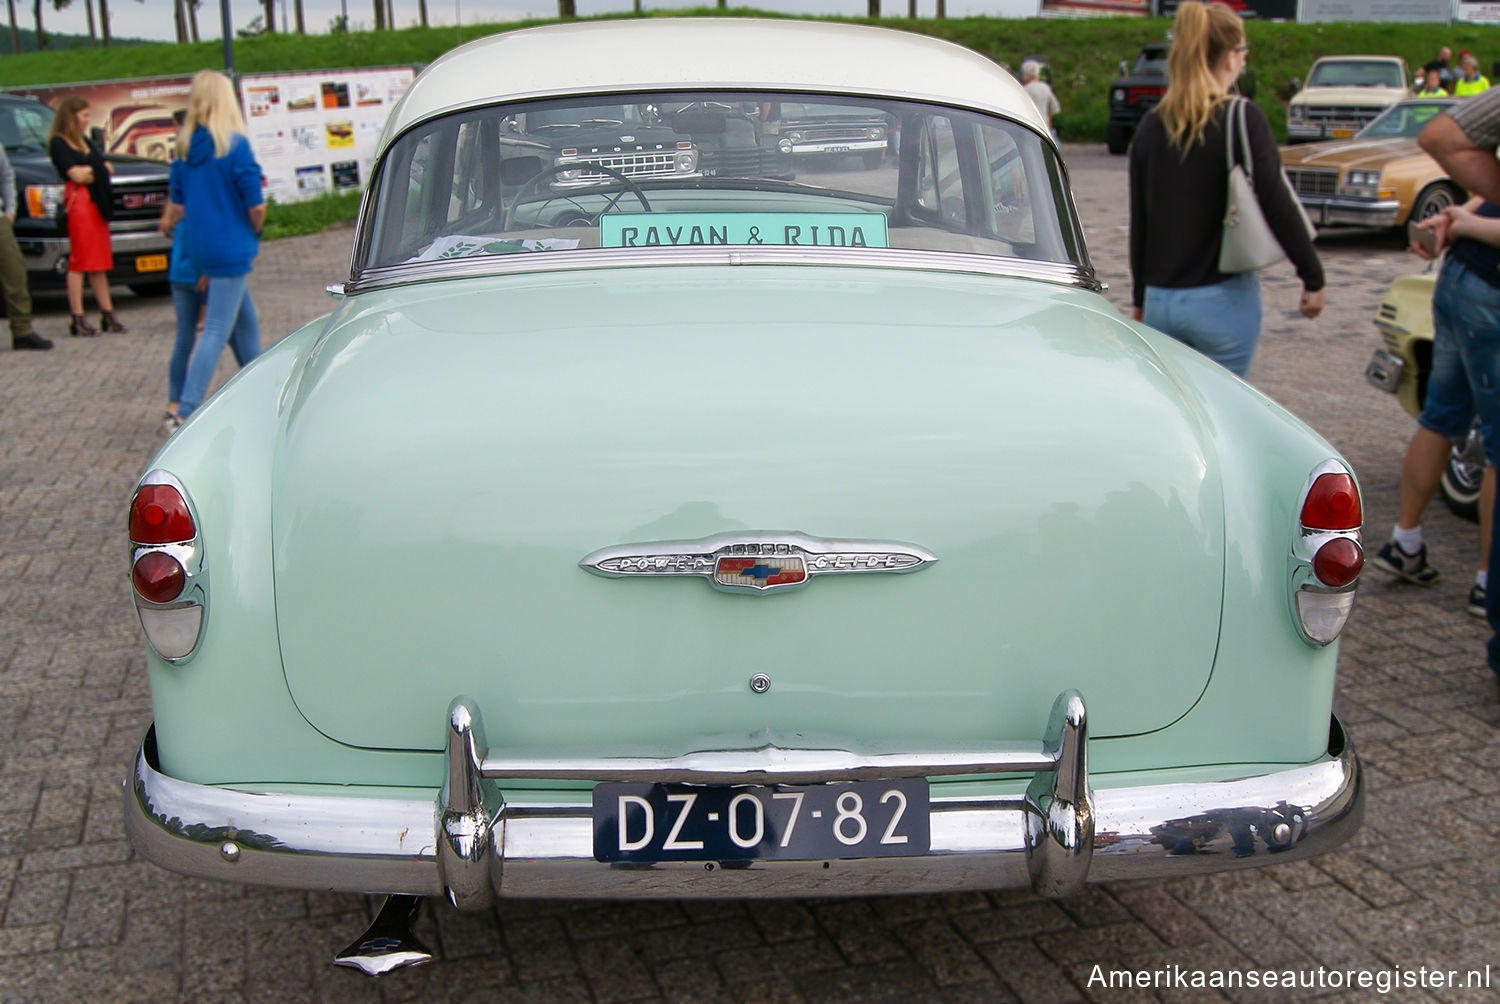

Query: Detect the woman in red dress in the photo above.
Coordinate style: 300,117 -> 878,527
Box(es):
47,96 -> 127,336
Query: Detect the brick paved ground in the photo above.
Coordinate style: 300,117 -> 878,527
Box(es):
1,146 -> 1497,1002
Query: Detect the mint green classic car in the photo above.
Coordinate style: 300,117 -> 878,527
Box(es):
124,19 -> 1365,976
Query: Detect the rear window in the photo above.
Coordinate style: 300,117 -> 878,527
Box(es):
362,90 -> 1082,273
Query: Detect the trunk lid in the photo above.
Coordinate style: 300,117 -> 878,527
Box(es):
272,267 -> 1225,752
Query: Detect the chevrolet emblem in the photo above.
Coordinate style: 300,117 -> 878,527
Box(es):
579,532 -> 936,595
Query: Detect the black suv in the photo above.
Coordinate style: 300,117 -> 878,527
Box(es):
1,94 -> 173,293
1106,43 -> 1255,155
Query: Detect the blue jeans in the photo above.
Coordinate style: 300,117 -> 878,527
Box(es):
1143,271 -> 1263,378
175,274 -> 260,419
1432,261 -> 1500,674
1417,269 -> 1490,444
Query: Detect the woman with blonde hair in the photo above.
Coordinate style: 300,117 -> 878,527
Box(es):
47,94 -> 126,336
1127,1 -> 1323,378
158,70 -> 265,427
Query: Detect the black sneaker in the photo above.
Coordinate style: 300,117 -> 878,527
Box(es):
12,332 -> 52,350
1370,539 -> 1440,584
1469,583 -> 1486,618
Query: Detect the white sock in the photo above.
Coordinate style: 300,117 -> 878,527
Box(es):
1392,525 -> 1423,553
1477,570 -> 1488,590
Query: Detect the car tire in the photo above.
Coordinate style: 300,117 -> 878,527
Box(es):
1440,427 -> 1485,523
129,281 -> 172,298
1406,181 -> 1463,248
1106,123 -> 1131,156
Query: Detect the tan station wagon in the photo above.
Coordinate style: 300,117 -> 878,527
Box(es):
1280,98 -> 1462,244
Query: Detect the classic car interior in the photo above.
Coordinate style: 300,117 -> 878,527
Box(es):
363,90 -> 1082,272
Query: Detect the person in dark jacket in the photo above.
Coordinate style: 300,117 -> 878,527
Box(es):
1128,1 -> 1323,378
0,144 -> 51,349
47,95 -> 126,336
158,70 -> 265,423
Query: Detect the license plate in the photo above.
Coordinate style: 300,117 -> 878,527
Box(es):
1330,128 -> 1354,139
827,145 -> 852,153
135,254 -> 168,272
593,779 -> 930,863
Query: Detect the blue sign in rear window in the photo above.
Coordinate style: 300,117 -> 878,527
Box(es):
600,212 -> 888,250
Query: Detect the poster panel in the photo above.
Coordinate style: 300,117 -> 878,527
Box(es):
238,65 -> 414,204
6,74 -> 193,162
1457,2 -> 1500,24
1041,0 -> 1149,15
1297,0 -> 1450,21
1157,0 -> 1297,16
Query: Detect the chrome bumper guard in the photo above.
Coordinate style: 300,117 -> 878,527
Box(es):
1366,348 -> 1405,393
124,691 -> 1363,907
1298,196 -> 1401,228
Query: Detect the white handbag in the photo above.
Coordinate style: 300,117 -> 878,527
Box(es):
1219,97 -> 1314,273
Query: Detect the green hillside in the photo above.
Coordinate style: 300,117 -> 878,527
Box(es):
3,9 -> 1499,142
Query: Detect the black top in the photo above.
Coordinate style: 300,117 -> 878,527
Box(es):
48,134 -> 112,221
1449,201 -> 1500,290
1128,100 -> 1323,309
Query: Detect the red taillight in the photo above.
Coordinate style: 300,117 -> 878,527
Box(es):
1313,537 -> 1364,587
1301,473 -> 1361,530
130,484 -> 195,544
132,551 -> 186,603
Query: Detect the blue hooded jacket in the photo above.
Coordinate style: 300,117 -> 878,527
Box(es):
170,127 -> 264,277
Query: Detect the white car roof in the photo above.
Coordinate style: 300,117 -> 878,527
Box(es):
381,18 -> 1046,152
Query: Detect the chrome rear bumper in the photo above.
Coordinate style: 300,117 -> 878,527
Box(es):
124,692 -> 1362,905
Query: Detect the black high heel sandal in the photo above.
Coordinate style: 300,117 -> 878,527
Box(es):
69,313 -> 99,337
99,311 -> 129,334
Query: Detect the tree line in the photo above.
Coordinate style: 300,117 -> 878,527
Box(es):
7,0 -> 949,53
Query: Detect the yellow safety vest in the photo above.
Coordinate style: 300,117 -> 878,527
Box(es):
1455,76 -> 1491,96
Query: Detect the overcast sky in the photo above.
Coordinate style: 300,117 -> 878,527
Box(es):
29,0 -> 1044,43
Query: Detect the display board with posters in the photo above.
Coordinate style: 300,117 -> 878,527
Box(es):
7,74 -> 193,162
1297,0 -> 1450,21
1156,0 -> 1297,15
1041,0 -> 1149,12
1458,1 -> 1500,24
239,66 -> 414,204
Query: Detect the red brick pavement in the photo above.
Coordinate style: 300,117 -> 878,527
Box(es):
1,150 -> 1497,1001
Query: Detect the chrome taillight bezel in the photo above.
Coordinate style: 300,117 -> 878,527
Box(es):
130,469 -> 208,663
1289,459 -> 1362,647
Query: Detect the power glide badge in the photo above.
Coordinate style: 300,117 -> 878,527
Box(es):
580,532 -> 937,594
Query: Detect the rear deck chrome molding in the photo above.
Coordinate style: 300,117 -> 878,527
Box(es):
124,696 -> 1362,905
343,246 -> 1104,296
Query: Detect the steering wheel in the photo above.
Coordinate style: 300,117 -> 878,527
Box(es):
503,161 -> 653,230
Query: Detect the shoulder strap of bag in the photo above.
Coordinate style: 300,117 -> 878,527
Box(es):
1236,97 -> 1254,175
1224,96 -> 1250,172
1224,97 -> 1236,168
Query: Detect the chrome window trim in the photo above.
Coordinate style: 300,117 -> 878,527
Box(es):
377,83 -> 1057,163
349,88 -> 1074,278
341,246 -> 1102,296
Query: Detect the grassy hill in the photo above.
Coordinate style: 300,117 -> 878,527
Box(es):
10,10 -> 1496,237
3,9 -> 1499,142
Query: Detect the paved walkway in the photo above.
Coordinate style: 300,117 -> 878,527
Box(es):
1,149 -> 1496,1001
